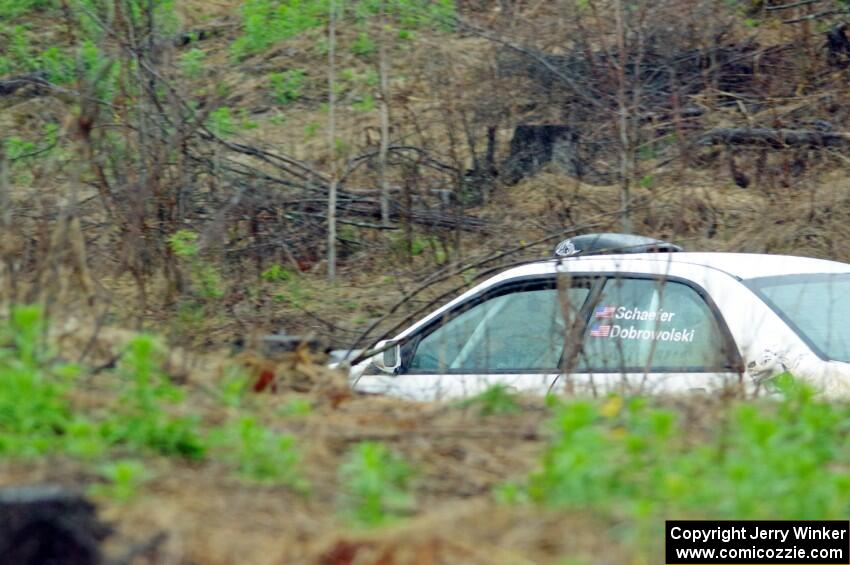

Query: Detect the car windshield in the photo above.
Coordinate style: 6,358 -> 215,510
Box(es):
747,273 -> 850,362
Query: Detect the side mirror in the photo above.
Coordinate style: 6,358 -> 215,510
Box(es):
372,339 -> 401,375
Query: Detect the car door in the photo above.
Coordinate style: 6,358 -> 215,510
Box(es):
356,276 -> 596,401
556,274 -> 745,395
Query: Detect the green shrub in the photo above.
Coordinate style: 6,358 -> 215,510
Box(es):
269,69 -> 306,104
261,264 -> 294,283
206,107 -> 236,138
231,0 -> 327,58
278,397 -> 313,417
168,230 -> 224,299
39,46 -> 74,83
180,47 -> 206,78
339,442 -> 415,526
89,459 -> 150,502
458,385 -> 522,417
0,0 -> 55,18
103,335 -> 206,459
213,416 -> 307,489
0,305 -> 77,456
506,380 -> 850,550
350,31 -> 376,57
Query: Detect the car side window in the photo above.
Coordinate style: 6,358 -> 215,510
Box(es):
407,283 -> 590,373
578,277 -> 733,372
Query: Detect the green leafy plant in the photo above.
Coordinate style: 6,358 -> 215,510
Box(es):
0,305 -> 80,456
304,121 -> 320,138
213,417 -> 307,489
168,230 -> 224,300
206,107 -> 236,138
261,264 -> 293,283
231,0 -> 327,58
89,459 -> 150,502
339,442 -> 416,526
352,93 -> 375,112
350,31 -> 376,57
101,335 -> 206,459
180,47 -> 206,77
505,383 -> 850,553
269,69 -> 306,104
39,46 -> 74,84
217,366 -> 250,408
278,397 -> 313,417
0,0 -> 55,18
458,384 -> 521,417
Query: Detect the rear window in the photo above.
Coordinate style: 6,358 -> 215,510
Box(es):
747,273 -> 850,362
578,277 -> 734,372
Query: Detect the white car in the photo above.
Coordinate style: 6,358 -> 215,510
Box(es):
350,234 -> 850,400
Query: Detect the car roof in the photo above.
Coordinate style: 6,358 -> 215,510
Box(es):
499,252 -> 850,281
394,252 -> 850,341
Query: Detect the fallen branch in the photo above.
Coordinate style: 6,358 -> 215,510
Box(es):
783,8 -> 850,23
0,71 -> 49,97
701,127 -> 850,149
766,0 -> 825,11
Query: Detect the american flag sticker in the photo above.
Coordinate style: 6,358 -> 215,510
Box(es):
594,305 -> 616,319
590,324 -> 611,337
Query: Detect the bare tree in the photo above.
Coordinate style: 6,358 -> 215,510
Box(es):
378,0 -> 392,227
327,0 -> 339,281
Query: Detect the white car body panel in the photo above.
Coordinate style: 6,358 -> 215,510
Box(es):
352,252 -> 850,400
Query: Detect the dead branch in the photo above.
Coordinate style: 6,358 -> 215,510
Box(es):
701,127 -> 850,148
767,0 -> 826,11
783,8 -> 850,23
0,71 -> 49,97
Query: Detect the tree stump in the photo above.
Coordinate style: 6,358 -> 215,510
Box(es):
0,485 -> 110,565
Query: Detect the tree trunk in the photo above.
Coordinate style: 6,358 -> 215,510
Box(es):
378,0 -> 392,226
327,0 -> 338,281
615,0 -> 632,234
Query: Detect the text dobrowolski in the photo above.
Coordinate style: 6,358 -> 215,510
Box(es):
592,305 -> 694,343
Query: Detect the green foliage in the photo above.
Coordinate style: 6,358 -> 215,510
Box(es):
261,264 -> 294,283
230,0 -> 455,59
168,229 -> 200,257
304,121 -> 320,138
168,230 -> 224,300
231,0 -> 328,58
213,416 -> 307,488
4,136 -> 37,161
352,93 -> 375,112
90,460 -> 150,502
103,335 -> 206,459
180,47 -> 206,78
458,385 -> 521,417
0,305 -> 75,456
0,24 -> 34,74
353,0 -> 455,30
351,31 -> 376,57
238,107 -> 259,129
341,67 -> 379,87
390,233 -> 446,263
39,46 -> 74,84
508,385 -> 850,541
0,0 -> 55,19
0,306 -> 319,498
217,366 -> 250,408
278,397 -> 313,417
206,107 -> 236,137
269,69 -> 307,104
339,442 -> 415,526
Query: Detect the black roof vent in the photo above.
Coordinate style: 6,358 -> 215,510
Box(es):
554,233 -> 682,257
